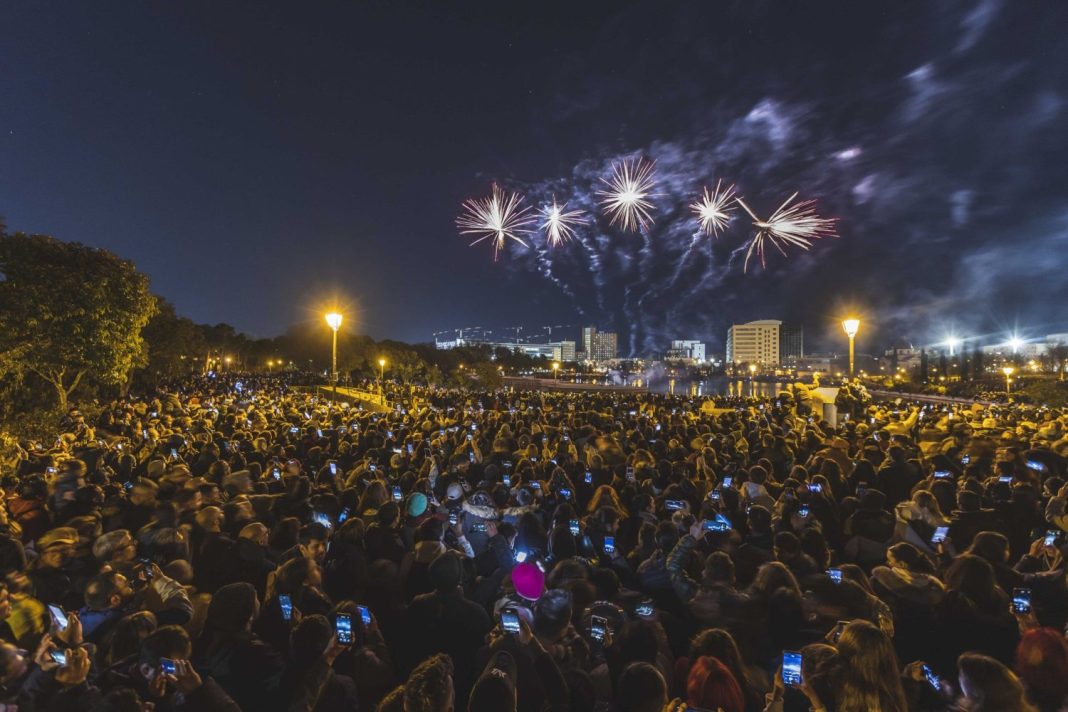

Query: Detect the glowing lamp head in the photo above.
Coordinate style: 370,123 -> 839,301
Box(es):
553,362 -> 560,370
378,358 -> 386,367
325,313 -> 343,331
748,364 -> 757,374
946,336 -> 961,351
1002,366 -> 1015,377
1007,336 -> 1023,353
842,319 -> 860,339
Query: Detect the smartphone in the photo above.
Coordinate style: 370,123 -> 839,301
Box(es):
503,474 -> 511,487
335,613 -> 353,645
514,550 -> 528,563
142,428 -> 148,439
170,448 -> 178,458
124,481 -> 134,492
933,470 -> 952,479
357,605 -> 372,626
1027,460 -> 1045,472
312,511 -> 332,528
585,471 -> 593,484
625,466 -> 635,482
961,454 -> 970,465
559,488 -> 571,499
1045,530 -> 1059,547
722,476 -> 733,488
636,600 -> 654,618
1012,587 -> 1032,614
160,658 -> 177,675
279,594 -> 293,621
48,604 -> 68,632
272,467 -> 282,481
472,521 -> 487,533
316,428 -> 323,438
448,511 -> 458,525
922,664 -> 941,691
329,463 -> 337,475
827,568 -> 842,584
782,651 -> 803,686
590,615 -> 607,641
338,507 -> 351,524
569,519 -> 580,536
369,463 -> 377,472
501,608 -> 521,634
931,526 -> 949,544
709,490 -> 721,502
665,500 -> 684,511
391,486 -> 402,501
603,536 -> 615,554
51,649 -> 68,666
797,505 -> 810,518
808,483 -> 822,493
531,481 -> 541,490
290,426 -> 299,434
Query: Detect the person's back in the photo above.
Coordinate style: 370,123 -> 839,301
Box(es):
402,552 -> 491,706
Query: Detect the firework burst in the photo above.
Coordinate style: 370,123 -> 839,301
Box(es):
456,183 -> 537,260
597,158 -> 657,231
690,180 -> 737,237
735,192 -> 837,272
540,196 -> 587,247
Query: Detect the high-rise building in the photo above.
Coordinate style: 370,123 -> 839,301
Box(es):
554,341 -> 576,361
779,325 -> 803,360
668,340 -> 706,362
726,320 -> 799,366
581,326 -> 618,361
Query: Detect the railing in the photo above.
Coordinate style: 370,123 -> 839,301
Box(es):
867,389 -> 994,406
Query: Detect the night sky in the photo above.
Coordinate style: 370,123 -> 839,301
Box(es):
2,1 -> 1066,355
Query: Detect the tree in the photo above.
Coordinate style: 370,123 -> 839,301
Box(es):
0,233 -> 157,409
959,352 -> 970,382
919,349 -> 929,383
972,345 -> 984,380
134,298 -> 207,386
1047,342 -> 1068,382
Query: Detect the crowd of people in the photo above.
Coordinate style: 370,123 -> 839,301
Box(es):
1,371 -> 1067,712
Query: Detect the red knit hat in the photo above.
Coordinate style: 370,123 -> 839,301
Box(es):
686,656 -> 745,712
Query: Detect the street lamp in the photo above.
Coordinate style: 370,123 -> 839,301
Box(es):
945,336 -> 961,357
552,361 -> 560,382
378,357 -> 386,394
325,313 -> 343,396
1007,335 -> 1023,355
1002,365 -> 1014,393
842,318 -> 860,378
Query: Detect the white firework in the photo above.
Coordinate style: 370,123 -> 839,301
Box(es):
456,183 -> 537,260
735,193 -> 838,272
597,158 -> 657,231
690,180 -> 737,237
540,196 -> 587,247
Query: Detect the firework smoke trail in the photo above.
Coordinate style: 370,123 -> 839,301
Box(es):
456,183 -> 538,261
597,158 -> 658,231
539,197 -> 587,247
735,193 -> 837,271
690,180 -> 737,236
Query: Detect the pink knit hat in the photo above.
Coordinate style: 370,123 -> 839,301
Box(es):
511,561 -> 546,601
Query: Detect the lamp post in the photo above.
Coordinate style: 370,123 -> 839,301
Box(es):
842,318 -> 860,379
946,336 -> 961,357
378,358 -> 386,395
552,361 -> 560,382
1002,365 -> 1014,394
325,313 -> 342,396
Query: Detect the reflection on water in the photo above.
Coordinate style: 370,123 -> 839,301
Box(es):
644,378 -> 788,398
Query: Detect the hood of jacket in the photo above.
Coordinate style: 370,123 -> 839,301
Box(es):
871,565 -> 947,605
462,500 -> 499,520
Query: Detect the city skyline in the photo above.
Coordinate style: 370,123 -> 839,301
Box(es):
3,2 -> 1067,351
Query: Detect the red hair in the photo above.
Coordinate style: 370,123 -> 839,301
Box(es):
1016,627 -> 1068,705
686,655 -> 745,712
